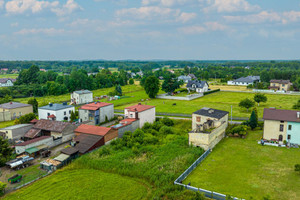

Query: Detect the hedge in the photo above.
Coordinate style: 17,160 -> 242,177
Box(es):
204,89 -> 220,95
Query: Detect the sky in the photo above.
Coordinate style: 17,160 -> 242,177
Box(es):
0,0 -> 300,60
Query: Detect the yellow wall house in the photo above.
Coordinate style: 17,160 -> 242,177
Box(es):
0,102 -> 33,122
269,80 -> 292,91
189,107 -> 229,150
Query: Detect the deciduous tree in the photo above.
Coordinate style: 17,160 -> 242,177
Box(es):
254,93 -> 267,106
239,98 -> 255,112
144,76 -> 160,98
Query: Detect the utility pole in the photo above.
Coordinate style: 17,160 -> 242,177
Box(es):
231,105 -> 233,123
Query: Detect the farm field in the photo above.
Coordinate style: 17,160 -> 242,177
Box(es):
3,169 -> 151,200
0,74 -> 18,79
209,84 -> 251,91
183,130 -> 300,200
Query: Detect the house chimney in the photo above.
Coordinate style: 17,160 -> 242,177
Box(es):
135,111 -> 139,119
297,112 -> 300,119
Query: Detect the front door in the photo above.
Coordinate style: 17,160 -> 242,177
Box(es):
279,135 -> 283,141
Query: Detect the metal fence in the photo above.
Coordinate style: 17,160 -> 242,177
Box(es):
174,149 -> 243,200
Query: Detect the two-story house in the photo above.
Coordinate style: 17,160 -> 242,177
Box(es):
0,78 -> 16,87
263,108 -> 300,145
186,80 -> 209,93
0,102 -> 33,122
124,103 -> 155,128
189,107 -> 229,150
78,102 -> 114,125
269,80 -> 292,92
38,103 -> 75,122
71,90 -> 93,105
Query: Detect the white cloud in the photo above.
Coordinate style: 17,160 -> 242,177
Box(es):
10,22 -> 19,27
5,0 -> 59,14
142,0 -> 194,7
14,27 -> 65,35
51,0 -> 82,16
224,10 -> 300,24
179,21 -> 228,34
0,0 -> 4,8
204,0 -> 260,13
176,12 -> 197,23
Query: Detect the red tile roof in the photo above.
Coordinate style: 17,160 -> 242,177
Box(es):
125,104 -> 155,112
120,118 -> 138,123
79,102 -> 113,111
47,114 -> 56,118
75,124 -> 111,136
30,119 -> 38,123
15,136 -> 52,146
263,108 -> 300,123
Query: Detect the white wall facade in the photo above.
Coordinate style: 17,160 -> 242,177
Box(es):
125,107 -> 156,128
38,107 -> 75,122
99,104 -> 114,123
0,80 -> 14,87
227,81 -> 251,86
71,92 -> 93,104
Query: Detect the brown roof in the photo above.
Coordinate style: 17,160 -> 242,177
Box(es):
33,119 -> 70,133
15,136 -> 52,146
75,124 -> 111,136
263,108 -> 300,123
79,102 -> 113,111
30,119 -> 38,124
125,104 -> 155,112
61,147 -> 79,155
24,128 -> 41,138
270,80 -> 291,84
74,134 -> 103,154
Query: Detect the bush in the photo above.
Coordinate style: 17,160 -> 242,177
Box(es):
161,117 -> 174,126
227,125 -> 248,137
0,181 -> 6,196
142,122 -> 153,131
159,126 -> 175,135
203,89 -> 220,95
152,121 -> 164,131
14,113 -> 37,124
144,134 -> 159,145
98,146 -> 111,157
295,164 -> 300,173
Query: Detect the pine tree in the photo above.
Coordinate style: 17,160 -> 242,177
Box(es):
249,110 -> 258,130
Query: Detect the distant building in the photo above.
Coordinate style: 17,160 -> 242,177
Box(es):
38,103 -> 75,122
186,80 -> 209,93
189,107 -> 229,150
136,71 -> 143,77
263,108 -> 300,145
40,69 -> 47,72
188,74 -> 197,80
0,124 -> 33,141
167,69 -> 175,74
269,80 -> 292,92
0,78 -> 16,87
124,103 -> 155,128
71,90 -> 93,105
78,102 -> 114,125
227,76 -> 260,86
178,75 -> 192,83
0,102 -> 33,122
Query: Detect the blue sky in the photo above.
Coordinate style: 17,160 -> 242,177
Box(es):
0,0 -> 300,60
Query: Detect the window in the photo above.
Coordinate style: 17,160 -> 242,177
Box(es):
64,111 -> 66,115
280,121 -> 284,123
196,116 -> 201,122
288,125 -> 292,130
279,135 -> 283,141
282,84 -> 285,87
288,135 -> 291,140
69,110 -> 71,114
47,113 -> 50,116
279,124 -> 284,132
130,114 -> 133,118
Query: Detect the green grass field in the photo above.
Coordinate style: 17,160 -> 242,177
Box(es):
4,169 -> 150,200
0,121 -> 15,128
0,74 -> 18,79
183,130 -> 300,200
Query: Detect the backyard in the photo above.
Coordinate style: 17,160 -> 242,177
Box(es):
183,130 -> 300,200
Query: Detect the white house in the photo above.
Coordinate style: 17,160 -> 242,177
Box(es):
78,102 -> 114,125
38,103 -> 75,122
186,80 -> 209,93
0,78 -> 16,87
227,76 -> 260,86
71,90 -> 93,105
124,103 -> 155,128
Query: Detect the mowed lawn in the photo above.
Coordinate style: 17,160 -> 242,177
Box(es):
3,169 -> 151,200
115,91 -> 300,118
183,130 -> 300,200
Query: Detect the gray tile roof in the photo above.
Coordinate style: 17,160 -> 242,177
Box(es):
186,80 -> 208,88
0,102 -> 32,109
233,76 -> 260,83
193,107 -> 229,119
0,124 -> 32,130
39,103 -> 74,111
74,90 -> 92,94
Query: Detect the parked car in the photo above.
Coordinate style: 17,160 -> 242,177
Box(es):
8,174 -> 22,184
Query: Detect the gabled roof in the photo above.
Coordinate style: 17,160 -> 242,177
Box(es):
39,103 -> 74,111
0,102 -> 32,109
193,107 -> 229,119
75,124 -> 111,136
79,102 -> 113,111
47,114 -> 56,119
232,76 -> 260,83
186,80 -> 208,88
15,136 -> 52,146
33,119 -> 71,133
263,108 -> 300,123
125,104 -> 155,112
73,90 -> 92,94
270,79 -> 291,84
0,78 -> 16,83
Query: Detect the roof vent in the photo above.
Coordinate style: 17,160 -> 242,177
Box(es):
49,103 -> 53,107
208,109 -> 214,114
62,102 -> 67,106
297,112 -> 300,119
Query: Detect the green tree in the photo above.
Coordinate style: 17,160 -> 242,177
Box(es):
115,84 -> 122,96
129,78 -> 134,85
295,164 -> 300,173
144,76 -> 160,98
28,98 -> 38,113
0,94 -> 12,104
0,181 -> 6,196
15,113 -> 37,124
0,137 -> 13,167
239,98 -> 255,112
254,93 -> 267,106
249,110 -> 258,130
70,110 -> 76,122
162,73 -> 182,94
